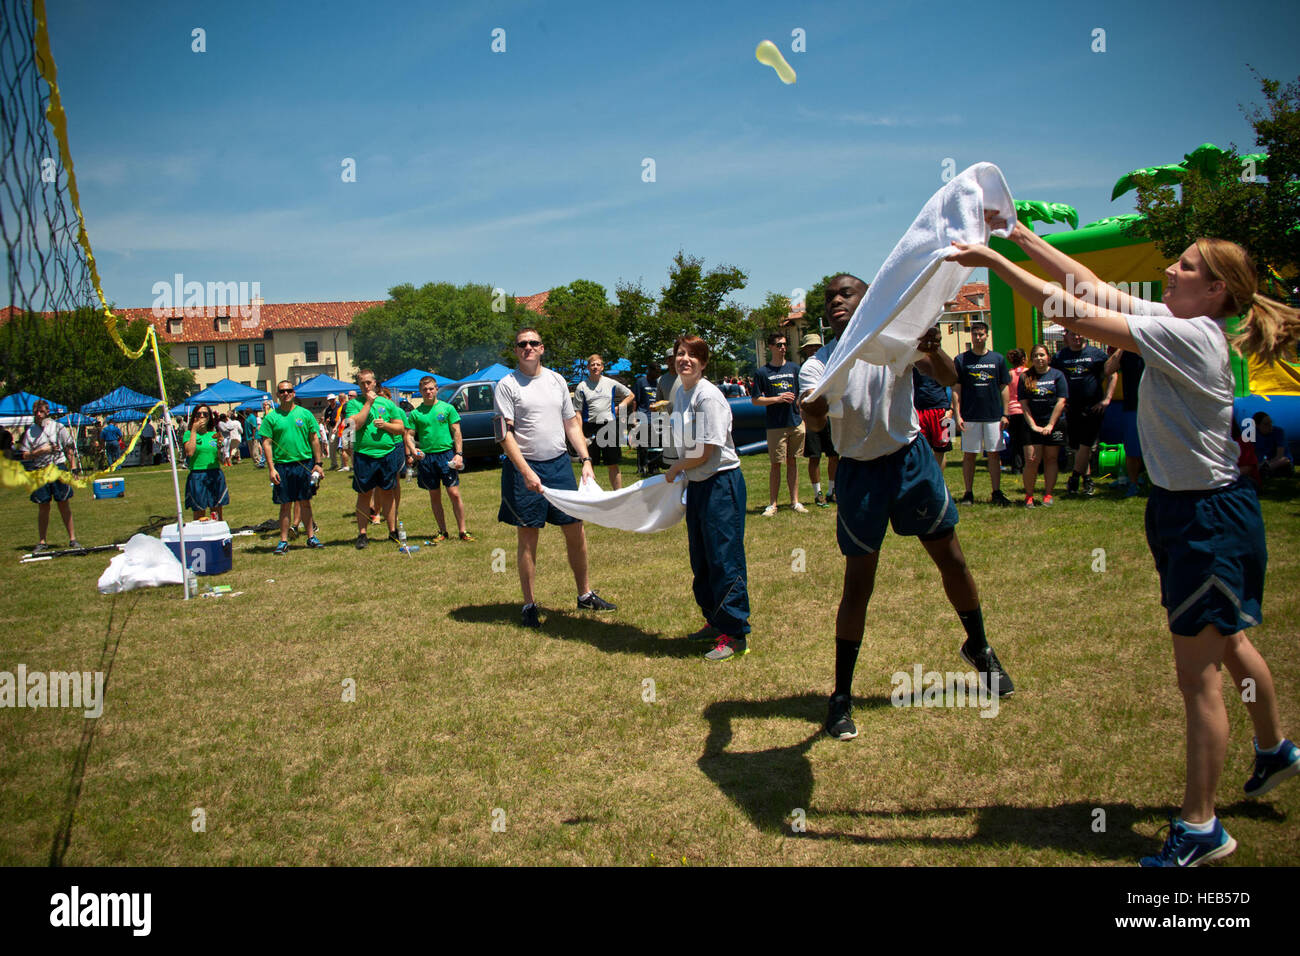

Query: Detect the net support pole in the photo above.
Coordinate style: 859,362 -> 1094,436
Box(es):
147,328 -> 189,600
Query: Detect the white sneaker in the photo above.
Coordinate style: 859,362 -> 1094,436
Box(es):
792,502 -> 809,514
762,504 -> 778,517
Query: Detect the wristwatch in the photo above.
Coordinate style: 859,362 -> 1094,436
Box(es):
579,456 -> 591,463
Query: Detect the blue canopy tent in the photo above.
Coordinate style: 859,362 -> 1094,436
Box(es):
59,412 -> 96,426
234,396 -> 272,412
383,368 -> 456,393
107,408 -> 147,423
0,391 -> 68,425
80,385 -> 160,416
456,363 -> 512,384
186,378 -> 271,407
294,373 -> 354,399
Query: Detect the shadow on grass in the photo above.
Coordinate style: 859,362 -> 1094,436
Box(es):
698,692 -> 894,833
696,692 -> 1288,859
795,799 -> 1286,860
448,603 -> 701,658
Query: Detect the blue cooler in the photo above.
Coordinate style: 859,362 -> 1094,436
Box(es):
93,477 -> 125,498
161,520 -> 232,576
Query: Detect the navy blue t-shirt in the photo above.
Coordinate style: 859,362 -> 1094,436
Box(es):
1052,345 -> 1109,408
1017,367 -> 1069,426
753,361 -> 802,429
1119,351 -> 1145,412
912,368 -> 950,411
954,349 -> 1009,422
1256,426 -> 1286,462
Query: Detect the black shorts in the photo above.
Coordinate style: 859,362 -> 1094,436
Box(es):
803,424 -> 837,459
271,460 -> 317,504
583,421 -> 622,466
351,445 -> 404,493
1024,415 -> 1067,447
29,465 -> 74,504
1066,406 -> 1104,448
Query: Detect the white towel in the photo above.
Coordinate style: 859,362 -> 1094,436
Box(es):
541,474 -> 687,533
806,162 -> 1017,415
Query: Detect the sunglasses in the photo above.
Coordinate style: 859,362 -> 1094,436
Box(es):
516,340 -> 542,349
277,388 -> 294,394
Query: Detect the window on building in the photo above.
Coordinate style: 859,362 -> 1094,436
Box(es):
240,381 -> 250,387
304,340 -> 318,363
169,318 -> 183,335
203,346 -> 216,368
187,346 -> 199,369
218,315 -> 230,332
257,380 -> 268,392
254,344 -> 265,366
238,344 -> 250,366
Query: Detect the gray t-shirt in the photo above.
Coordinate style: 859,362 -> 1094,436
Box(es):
19,419 -> 71,468
671,377 -> 739,481
800,344 -> 919,461
1124,299 -> 1238,491
494,367 -> 575,462
574,376 -> 631,424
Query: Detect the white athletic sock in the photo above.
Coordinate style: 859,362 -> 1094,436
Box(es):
1255,738 -> 1283,755
1178,816 -> 1216,833
523,602 -> 536,611
812,482 -> 821,495
578,591 -> 593,601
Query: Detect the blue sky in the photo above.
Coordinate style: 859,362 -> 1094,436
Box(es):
42,0 -> 1300,311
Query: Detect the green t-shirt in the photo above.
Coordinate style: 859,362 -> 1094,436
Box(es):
344,396 -> 406,457
183,429 -> 221,470
407,400 -> 460,454
257,404 -> 318,463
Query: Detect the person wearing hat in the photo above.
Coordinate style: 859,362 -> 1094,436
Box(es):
798,332 -> 838,506
322,393 -> 341,470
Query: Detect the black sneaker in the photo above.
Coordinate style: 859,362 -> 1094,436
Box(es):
355,533 -> 368,550
577,591 -> 616,611
990,489 -> 1013,507
958,491 -> 975,505
1083,476 -> 1096,496
960,639 -> 1015,697
686,623 -> 722,642
1066,473 -> 1080,495
825,693 -> 858,740
388,529 -> 400,543
826,491 -> 836,504
521,604 -> 542,628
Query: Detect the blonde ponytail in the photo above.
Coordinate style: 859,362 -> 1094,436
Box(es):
1196,238 -> 1300,366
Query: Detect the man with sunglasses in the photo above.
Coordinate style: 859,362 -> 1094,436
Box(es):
496,327 -> 616,628
752,331 -> 807,516
258,381 -> 324,554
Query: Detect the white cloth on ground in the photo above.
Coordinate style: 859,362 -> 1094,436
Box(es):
97,534 -> 184,593
541,475 -> 686,533
806,162 -> 1017,416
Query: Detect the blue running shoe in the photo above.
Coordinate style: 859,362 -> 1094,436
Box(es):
274,541 -> 289,556
1245,737 -> 1300,797
1139,818 -> 1236,867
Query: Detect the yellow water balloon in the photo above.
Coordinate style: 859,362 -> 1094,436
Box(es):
755,39 -> 796,84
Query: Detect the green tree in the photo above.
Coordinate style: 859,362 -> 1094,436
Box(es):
653,251 -> 756,379
0,308 -> 196,410
539,279 -> 626,376
750,291 -> 792,342
1125,73 -> 1300,290
351,282 -> 533,381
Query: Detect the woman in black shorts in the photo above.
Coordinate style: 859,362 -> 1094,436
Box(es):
1017,344 -> 1068,507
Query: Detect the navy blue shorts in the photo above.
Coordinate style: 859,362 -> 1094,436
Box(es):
352,444 -> 404,493
1122,410 -> 1143,459
836,438 -> 958,556
498,453 -> 578,527
185,468 -> 230,511
1145,478 -> 1266,636
417,450 -> 460,489
30,465 -> 74,504
272,459 -> 317,505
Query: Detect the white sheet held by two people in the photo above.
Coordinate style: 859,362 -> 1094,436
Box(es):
804,162 -> 1018,416
541,474 -> 687,533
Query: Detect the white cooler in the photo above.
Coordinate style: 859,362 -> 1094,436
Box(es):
160,520 -> 232,576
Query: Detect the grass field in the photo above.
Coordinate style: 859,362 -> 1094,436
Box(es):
1,454 -> 1297,866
